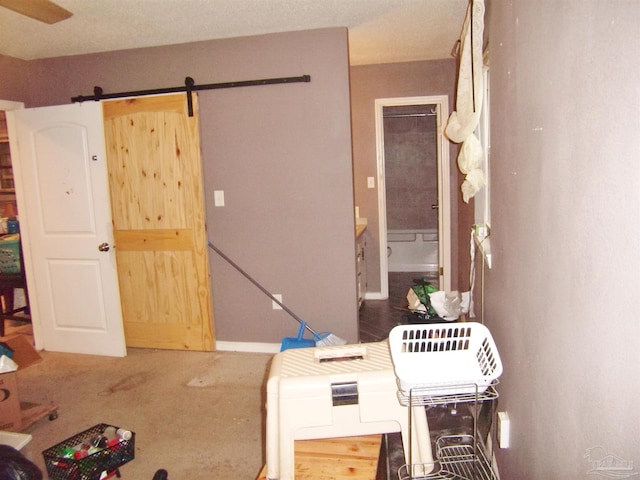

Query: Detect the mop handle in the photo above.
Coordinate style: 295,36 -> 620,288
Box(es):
207,241 -> 320,337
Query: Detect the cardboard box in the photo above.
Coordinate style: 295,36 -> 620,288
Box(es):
0,370 -> 21,431
0,336 -> 41,432
3,336 -> 41,370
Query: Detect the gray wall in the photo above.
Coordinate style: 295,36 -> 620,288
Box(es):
485,1 -> 640,477
0,56 -> 30,102
1,27 -> 359,345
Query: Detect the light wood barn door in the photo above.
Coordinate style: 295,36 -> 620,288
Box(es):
102,94 -> 214,351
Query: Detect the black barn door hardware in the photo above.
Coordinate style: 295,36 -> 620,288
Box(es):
71,74 -> 312,116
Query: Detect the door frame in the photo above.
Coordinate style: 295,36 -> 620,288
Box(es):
374,95 -> 451,297
0,100 -> 40,342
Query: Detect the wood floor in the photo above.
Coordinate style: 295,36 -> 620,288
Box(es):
358,271 -> 439,343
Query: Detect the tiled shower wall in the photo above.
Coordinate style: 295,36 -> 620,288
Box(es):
383,104 -> 438,230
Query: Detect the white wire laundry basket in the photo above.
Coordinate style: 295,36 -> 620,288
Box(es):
388,322 -> 503,397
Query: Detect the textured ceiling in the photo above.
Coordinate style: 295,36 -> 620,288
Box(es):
0,0 -> 468,64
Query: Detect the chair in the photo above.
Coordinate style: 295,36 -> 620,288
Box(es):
0,235 -> 30,336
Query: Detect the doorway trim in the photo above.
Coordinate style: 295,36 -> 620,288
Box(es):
374,95 -> 451,298
0,100 -> 24,110
0,100 -> 35,340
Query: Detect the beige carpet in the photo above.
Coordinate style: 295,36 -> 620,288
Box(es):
10,333 -> 272,479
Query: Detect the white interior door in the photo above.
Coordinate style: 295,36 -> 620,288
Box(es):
7,102 -> 126,357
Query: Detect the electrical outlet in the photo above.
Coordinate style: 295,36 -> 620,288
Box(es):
272,294 -> 282,310
497,411 -> 510,448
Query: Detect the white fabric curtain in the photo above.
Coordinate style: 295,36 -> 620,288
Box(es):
445,0 -> 486,203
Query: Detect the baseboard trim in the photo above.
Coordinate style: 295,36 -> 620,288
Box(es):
215,341 -> 280,354
364,292 -> 387,300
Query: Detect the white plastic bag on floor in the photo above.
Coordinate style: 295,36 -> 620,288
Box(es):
428,291 -> 470,321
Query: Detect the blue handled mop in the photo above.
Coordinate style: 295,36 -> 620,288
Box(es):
208,241 -> 347,350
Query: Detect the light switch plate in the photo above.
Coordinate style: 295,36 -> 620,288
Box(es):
214,190 -> 225,207
272,294 -> 282,310
367,177 -> 375,188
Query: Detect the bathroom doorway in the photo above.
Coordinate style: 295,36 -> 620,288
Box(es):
374,96 -> 451,299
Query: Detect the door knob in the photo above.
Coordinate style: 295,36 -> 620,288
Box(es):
98,242 -> 110,252
431,204 -> 439,210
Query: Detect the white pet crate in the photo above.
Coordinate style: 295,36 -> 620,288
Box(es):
266,341 -> 434,479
